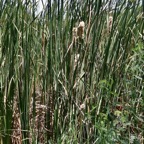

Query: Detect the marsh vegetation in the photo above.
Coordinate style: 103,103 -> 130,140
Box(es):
0,0 -> 143,143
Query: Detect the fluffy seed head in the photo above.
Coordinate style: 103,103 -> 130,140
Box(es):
80,103 -> 85,110
72,27 -> 78,38
77,21 -> 85,38
78,21 -> 85,28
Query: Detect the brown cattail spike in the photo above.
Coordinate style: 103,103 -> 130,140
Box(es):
77,21 -> 85,39
72,27 -> 78,40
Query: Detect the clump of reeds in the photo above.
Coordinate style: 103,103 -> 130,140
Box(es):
0,0 -> 143,143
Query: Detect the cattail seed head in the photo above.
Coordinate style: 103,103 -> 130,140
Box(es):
109,16 -> 113,32
72,27 -> 78,37
79,21 -> 85,28
77,21 -> 85,38
80,103 -> 85,110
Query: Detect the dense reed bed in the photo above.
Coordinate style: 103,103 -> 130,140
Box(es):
0,0 -> 143,143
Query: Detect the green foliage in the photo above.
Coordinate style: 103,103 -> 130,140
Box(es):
0,0 -> 143,143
